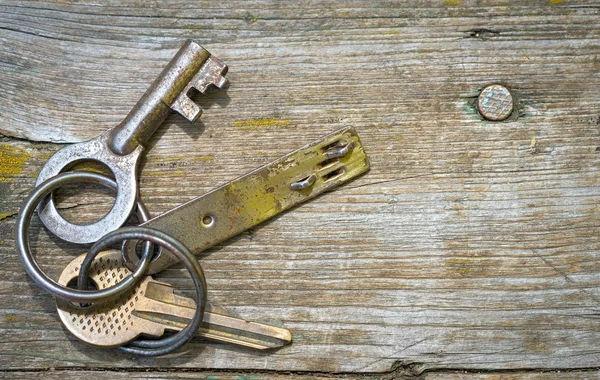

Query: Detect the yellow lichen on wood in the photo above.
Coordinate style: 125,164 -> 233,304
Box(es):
0,211 -> 17,221
144,170 -> 184,177
0,145 -> 31,182
232,118 -> 291,131
530,136 -> 538,153
193,155 -> 214,162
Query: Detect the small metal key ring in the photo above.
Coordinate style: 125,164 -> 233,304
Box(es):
16,171 -> 153,304
77,226 -> 207,356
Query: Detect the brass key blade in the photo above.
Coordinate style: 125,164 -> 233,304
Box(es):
134,280 -> 292,350
56,251 -> 291,350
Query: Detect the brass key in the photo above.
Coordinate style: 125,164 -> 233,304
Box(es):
56,251 -> 291,350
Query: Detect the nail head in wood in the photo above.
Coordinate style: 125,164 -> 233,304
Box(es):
477,84 -> 514,121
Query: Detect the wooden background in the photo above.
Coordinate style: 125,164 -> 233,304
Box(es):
1,0 -> 599,378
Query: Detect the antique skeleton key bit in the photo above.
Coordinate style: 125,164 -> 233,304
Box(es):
57,251 -> 291,350
123,126 -> 370,274
36,40 -> 228,244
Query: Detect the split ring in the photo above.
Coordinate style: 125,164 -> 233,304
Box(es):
77,226 -> 207,356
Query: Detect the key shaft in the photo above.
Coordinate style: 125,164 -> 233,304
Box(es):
109,40 -> 227,156
135,280 -> 291,350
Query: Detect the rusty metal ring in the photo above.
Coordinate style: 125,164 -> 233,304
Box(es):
15,171 -> 153,304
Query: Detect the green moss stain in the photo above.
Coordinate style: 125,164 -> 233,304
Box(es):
244,14 -> 260,23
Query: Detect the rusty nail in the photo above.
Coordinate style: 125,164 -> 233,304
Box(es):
477,84 -> 514,121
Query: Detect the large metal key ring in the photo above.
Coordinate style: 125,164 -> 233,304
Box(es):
16,171 -> 154,303
77,226 -> 208,356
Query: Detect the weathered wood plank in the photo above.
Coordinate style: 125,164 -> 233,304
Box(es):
1,0 -> 599,375
2,369 -> 599,379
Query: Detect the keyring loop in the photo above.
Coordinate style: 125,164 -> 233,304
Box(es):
16,171 -> 153,304
35,132 -> 143,244
77,226 -> 207,356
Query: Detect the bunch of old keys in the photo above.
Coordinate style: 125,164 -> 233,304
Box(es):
16,40 -> 370,356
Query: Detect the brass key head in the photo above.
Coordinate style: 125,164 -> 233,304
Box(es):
56,250 -> 168,347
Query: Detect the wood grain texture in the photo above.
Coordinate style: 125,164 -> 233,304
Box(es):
2,369 -> 600,380
1,0 -> 600,376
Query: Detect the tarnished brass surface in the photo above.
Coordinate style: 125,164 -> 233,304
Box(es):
123,126 -> 370,274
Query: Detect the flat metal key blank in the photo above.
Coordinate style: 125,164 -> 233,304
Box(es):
36,40 -> 228,244
57,251 -> 291,350
123,126 -> 370,274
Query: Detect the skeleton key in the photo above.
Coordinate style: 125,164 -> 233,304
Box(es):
123,126 -> 370,274
36,40 -> 228,244
56,250 -> 291,350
